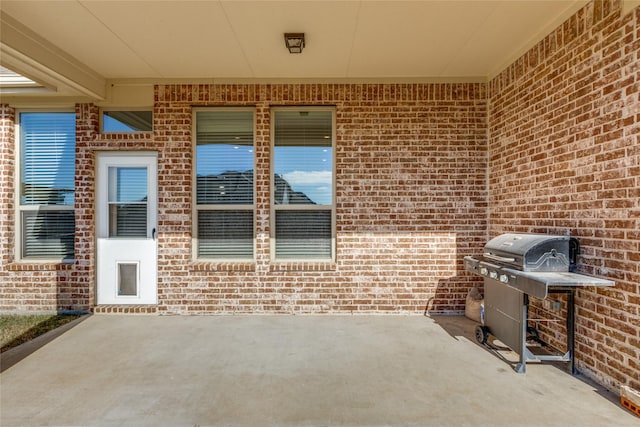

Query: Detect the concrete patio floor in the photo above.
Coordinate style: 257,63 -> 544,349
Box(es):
1,314 -> 636,426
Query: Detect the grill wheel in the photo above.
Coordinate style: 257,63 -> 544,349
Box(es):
475,325 -> 489,344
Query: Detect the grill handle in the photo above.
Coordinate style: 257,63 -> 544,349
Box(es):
483,253 -> 515,263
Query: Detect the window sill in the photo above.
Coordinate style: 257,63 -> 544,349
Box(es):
7,261 -> 74,271
190,262 -> 256,272
269,261 -> 337,272
188,261 -> 337,272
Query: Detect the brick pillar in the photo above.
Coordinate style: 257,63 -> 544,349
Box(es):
67,103 -> 100,310
0,105 -> 15,273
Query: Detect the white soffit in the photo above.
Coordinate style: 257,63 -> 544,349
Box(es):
80,1 -> 253,78
623,0 -> 640,15
0,0 -> 593,100
221,1 -> 361,79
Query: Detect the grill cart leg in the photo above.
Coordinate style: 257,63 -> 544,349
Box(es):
566,289 -> 576,374
515,293 -> 529,374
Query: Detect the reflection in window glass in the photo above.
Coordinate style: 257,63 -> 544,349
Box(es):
20,113 -> 75,206
274,111 -> 332,205
109,168 -> 148,203
102,111 -> 153,132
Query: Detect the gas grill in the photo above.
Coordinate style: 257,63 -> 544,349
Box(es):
464,233 -> 614,373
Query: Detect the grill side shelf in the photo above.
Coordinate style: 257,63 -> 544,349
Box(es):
464,256 -> 614,299
504,268 -> 615,298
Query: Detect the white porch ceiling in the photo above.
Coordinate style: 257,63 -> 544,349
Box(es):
0,0 -> 598,101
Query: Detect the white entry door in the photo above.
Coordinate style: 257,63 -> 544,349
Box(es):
97,153 -> 157,305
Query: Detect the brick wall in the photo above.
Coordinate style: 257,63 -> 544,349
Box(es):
0,83 -> 488,314
151,84 -> 487,314
488,0 -> 639,391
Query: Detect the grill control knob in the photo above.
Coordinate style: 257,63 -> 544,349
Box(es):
489,271 -> 498,279
480,267 -> 488,276
499,274 -> 509,283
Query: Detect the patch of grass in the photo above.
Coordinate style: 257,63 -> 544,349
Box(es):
0,314 -> 82,353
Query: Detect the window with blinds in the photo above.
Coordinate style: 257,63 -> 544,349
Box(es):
272,109 -> 335,260
195,109 -> 254,259
19,112 -> 76,260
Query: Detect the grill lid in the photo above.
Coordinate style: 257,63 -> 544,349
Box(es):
483,233 -> 571,272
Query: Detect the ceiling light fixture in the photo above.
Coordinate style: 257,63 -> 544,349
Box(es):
284,33 -> 305,54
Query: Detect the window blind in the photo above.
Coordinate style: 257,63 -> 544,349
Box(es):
275,210 -> 331,259
109,205 -> 147,237
274,111 -> 332,147
108,167 -> 148,237
196,110 -> 253,205
20,113 -> 75,206
22,210 -> 74,259
196,110 -> 254,205
198,210 -> 253,258
196,171 -> 253,205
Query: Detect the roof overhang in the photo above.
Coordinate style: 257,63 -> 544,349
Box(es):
0,11 -> 105,101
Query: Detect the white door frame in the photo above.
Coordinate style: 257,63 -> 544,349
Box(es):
96,152 -> 157,305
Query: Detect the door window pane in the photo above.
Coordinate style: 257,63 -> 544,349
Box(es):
108,167 -> 147,238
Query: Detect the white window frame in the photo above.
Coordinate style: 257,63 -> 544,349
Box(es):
192,107 -> 257,261
270,106 -> 336,262
15,109 -> 76,263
